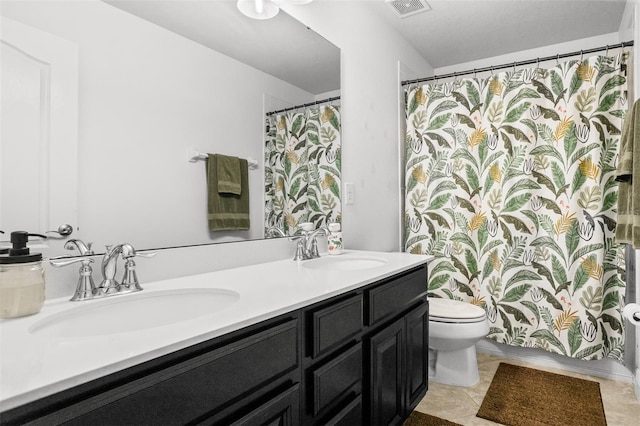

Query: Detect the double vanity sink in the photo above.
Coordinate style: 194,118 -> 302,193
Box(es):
28,253 -> 390,340
1,250 -> 430,417
29,288 -> 242,340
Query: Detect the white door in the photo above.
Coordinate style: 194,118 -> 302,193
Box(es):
1,17 -> 78,256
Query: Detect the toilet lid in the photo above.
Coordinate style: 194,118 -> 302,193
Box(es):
428,297 -> 486,323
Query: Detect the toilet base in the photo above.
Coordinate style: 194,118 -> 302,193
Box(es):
429,346 -> 480,387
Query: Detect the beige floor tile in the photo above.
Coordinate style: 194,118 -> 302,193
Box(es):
450,414 -> 504,426
416,382 -> 480,420
415,353 -> 640,425
463,360 -> 501,406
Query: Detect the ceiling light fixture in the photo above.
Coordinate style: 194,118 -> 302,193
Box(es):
237,0 -> 313,20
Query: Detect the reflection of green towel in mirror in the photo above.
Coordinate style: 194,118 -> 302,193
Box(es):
616,99 -> 640,247
216,154 -> 242,195
207,154 -> 250,231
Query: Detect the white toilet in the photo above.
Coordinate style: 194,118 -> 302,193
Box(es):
428,297 -> 489,387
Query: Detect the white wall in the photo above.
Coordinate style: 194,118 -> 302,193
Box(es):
282,1 -> 434,252
434,32 -> 627,78
1,0 -> 316,251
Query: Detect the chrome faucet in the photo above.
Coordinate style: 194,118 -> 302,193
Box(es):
100,244 -> 127,294
306,227 -> 329,259
50,241 -> 155,301
266,226 -> 286,238
289,227 -> 329,261
64,239 -> 94,256
290,231 -> 309,261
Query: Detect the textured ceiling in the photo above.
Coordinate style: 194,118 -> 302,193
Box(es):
369,0 -> 628,68
104,0 -> 341,95
104,0 -> 628,93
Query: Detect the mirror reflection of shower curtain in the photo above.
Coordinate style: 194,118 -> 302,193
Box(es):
405,52 -> 629,362
264,105 -> 341,236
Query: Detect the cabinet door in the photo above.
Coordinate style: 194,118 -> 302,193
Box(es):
404,302 -> 428,414
368,317 -> 405,426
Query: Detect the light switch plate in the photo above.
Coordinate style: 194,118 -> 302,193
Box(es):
344,182 -> 354,205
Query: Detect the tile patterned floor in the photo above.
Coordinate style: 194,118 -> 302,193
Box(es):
415,352 -> 640,426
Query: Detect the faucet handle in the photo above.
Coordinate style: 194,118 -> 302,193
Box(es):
308,238 -> 321,259
50,257 -> 97,301
120,247 -> 156,292
50,256 -> 94,268
289,236 -> 307,261
119,244 -> 157,260
135,251 -> 157,259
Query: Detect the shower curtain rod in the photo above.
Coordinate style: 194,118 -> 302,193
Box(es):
401,40 -> 634,86
266,95 -> 340,116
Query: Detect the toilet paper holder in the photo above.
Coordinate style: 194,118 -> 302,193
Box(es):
623,303 -> 640,324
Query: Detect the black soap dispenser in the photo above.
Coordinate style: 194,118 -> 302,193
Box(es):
0,231 -> 47,318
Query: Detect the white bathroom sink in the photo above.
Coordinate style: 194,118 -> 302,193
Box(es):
29,288 -> 240,339
303,255 -> 388,271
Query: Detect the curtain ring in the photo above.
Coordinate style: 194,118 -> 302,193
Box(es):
473,68 -> 477,79
490,66 -> 494,77
606,44 -> 609,56
556,53 -> 560,65
580,50 -> 584,62
513,61 -> 516,73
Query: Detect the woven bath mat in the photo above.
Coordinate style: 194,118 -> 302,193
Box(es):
477,362 -> 607,426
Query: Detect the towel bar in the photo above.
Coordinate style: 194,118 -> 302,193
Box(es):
188,150 -> 258,169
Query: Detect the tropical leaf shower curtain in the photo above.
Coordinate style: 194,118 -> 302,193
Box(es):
265,105 -> 341,235
405,53 -> 628,361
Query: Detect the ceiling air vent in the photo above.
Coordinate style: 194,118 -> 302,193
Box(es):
386,0 -> 431,18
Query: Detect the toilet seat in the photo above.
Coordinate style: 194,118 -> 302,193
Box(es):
428,298 -> 486,323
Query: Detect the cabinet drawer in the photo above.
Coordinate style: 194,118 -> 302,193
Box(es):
310,294 -> 362,358
311,342 -> 362,416
50,319 -> 299,426
324,395 -> 362,426
367,268 -> 427,326
231,383 -> 300,426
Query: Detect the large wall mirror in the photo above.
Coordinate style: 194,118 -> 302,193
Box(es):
0,0 -> 340,258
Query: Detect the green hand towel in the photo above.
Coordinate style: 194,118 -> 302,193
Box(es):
615,98 -> 640,248
215,154 -> 242,195
207,154 -> 250,231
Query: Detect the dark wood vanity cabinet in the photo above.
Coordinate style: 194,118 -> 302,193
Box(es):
1,265 -> 428,426
367,302 -> 429,426
301,266 -> 429,426
2,315 -> 302,426
366,269 -> 429,426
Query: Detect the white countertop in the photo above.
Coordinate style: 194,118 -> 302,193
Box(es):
0,250 -> 431,412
